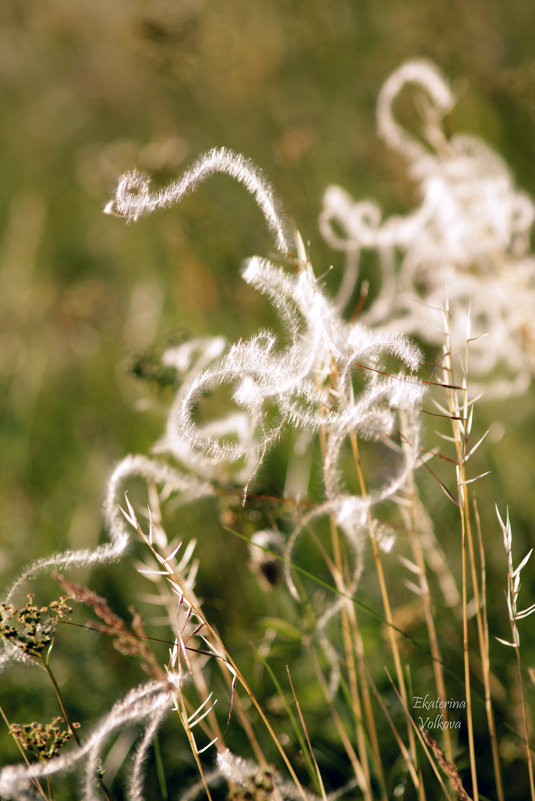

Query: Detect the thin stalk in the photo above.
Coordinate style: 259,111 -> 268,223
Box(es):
41,658 -> 115,801
317,379 -> 380,801
461,507 -> 477,800
514,643 -> 535,801
259,655 -> 318,788
327,512 -> 373,801
286,666 -> 327,801
403,477 -> 453,765
188,609 -> 308,800
153,735 -> 168,800
462,473 -> 500,801
311,651 -> 369,792
348,602 -> 388,800
410,528 -> 452,752
349,429 -> 422,797
300,512 -> 385,797
228,690 -> 267,767
175,689 -> 214,801
473,498 -> 505,801
147,486 -> 268,769
41,659 -> 81,747
386,671 -> 458,801
364,666 -> 422,795
188,659 -> 223,745
134,517 -> 309,801
441,324 -> 478,801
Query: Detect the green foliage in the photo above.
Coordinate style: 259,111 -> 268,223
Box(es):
0,4 -> 534,801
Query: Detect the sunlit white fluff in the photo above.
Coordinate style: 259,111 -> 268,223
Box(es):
320,59 -> 535,398
104,148 -> 426,609
0,455 -> 214,675
2,145 -> 425,683
0,679 -> 177,801
104,146 -> 291,256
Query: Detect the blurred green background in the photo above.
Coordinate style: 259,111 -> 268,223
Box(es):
2,0 -> 535,573
1,1 -> 534,797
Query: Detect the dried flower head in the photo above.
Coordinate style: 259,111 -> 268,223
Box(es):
0,594 -> 71,660
9,717 -> 77,762
55,575 -> 162,679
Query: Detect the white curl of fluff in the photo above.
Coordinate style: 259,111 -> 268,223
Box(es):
1,148 -> 425,679
104,145 -> 291,256
176,255 -> 424,472
1,146 -> 292,662
0,454 -> 214,673
216,748 -> 312,801
216,749 -> 358,801
0,136 -> 426,799
0,678 -> 177,801
104,151 -> 425,600
320,59 -> 535,398
154,336 -> 262,483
